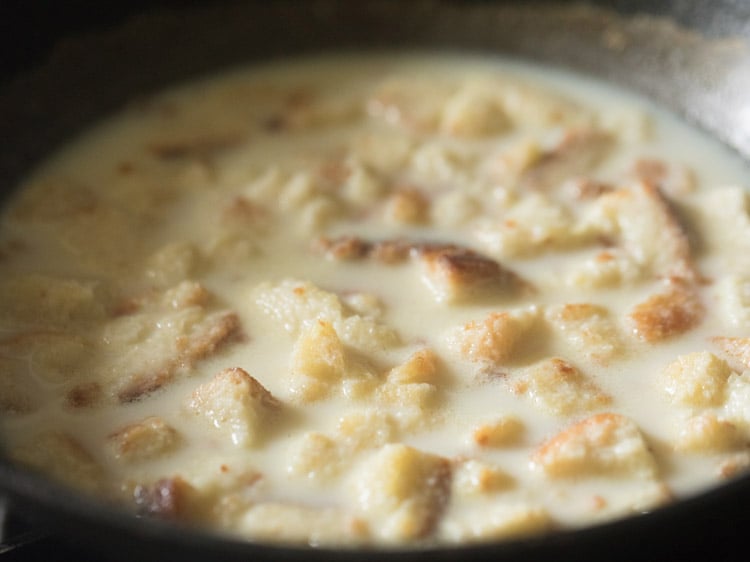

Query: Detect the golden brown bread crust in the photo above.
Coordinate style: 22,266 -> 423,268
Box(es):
531,413 -> 657,478
513,357 -> 612,416
109,416 -> 182,462
450,308 -> 539,365
314,237 -> 528,303
628,278 -> 704,342
188,367 -> 280,447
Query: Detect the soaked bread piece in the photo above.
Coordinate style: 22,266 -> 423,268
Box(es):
351,444 -> 452,542
187,367 -> 280,447
531,413 -> 658,479
109,416 -> 182,462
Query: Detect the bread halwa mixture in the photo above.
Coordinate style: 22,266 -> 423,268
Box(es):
1,53 -> 750,546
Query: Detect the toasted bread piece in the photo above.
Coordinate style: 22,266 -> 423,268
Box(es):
471,415 -> 525,448
351,444 -> 452,541
384,187 -> 430,225
675,414 -> 743,453
440,504 -> 552,543
712,337 -> 750,372
661,351 -> 732,407
418,244 -> 525,303
188,367 -> 279,447
109,416 -> 182,463
448,307 -> 539,365
440,84 -> 511,138
451,458 -> 515,496
514,357 -> 611,416
255,279 -> 399,352
531,413 -> 657,479
585,181 -> 697,282
290,319 -> 347,402
289,410 -> 399,483
629,278 -> 704,343
546,303 -> 623,363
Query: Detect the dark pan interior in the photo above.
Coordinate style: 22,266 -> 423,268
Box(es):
1,1 -> 749,560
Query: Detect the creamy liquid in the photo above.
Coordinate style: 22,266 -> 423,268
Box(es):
1,53 -> 750,546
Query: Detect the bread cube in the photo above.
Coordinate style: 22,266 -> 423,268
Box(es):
452,459 -> 515,496
628,279 -> 704,343
384,187 -> 430,225
531,413 -> 657,479
289,410 -> 398,482
375,381 -> 438,417
287,432 -> 343,482
546,303 -> 623,362
514,358 -> 611,416
254,280 -> 399,352
341,162 -> 386,206
440,85 -> 511,138
722,372 -> 750,429
675,414 -> 743,453
161,280 -> 211,309
440,504 -> 551,543
376,350 -> 440,420
471,415 -> 525,447
387,349 -> 438,384
487,138 -> 542,186
418,245 -> 526,304
109,416 -> 181,462
474,194 -> 577,258
351,444 -> 452,541
712,336 -> 750,372
337,410 -> 399,447
448,307 -> 539,365
290,320 -> 346,402
583,181 -> 697,282
188,367 -> 279,447
661,351 -> 732,407
566,249 -> 641,289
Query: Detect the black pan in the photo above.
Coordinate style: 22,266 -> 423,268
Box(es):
1,1 -> 749,560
